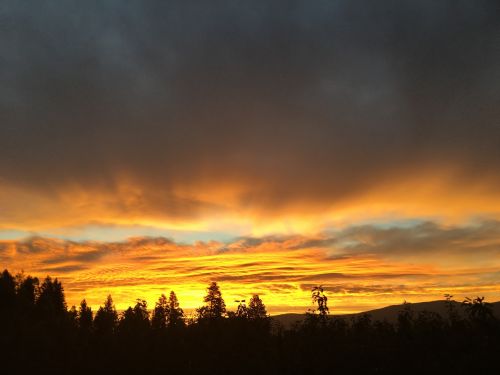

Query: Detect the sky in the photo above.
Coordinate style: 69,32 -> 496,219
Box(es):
1,1 -> 500,314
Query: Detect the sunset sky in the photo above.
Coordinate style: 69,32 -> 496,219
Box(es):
1,1 -> 500,314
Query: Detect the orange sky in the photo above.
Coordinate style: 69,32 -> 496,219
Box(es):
2,216 -> 500,314
1,154 -> 500,314
1,1 -> 500,314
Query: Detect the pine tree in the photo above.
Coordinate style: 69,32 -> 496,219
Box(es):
151,294 -> 168,330
0,270 -> 16,317
94,295 -> 118,335
36,276 -> 67,318
248,295 -> 267,319
16,274 -> 39,310
198,282 -> 226,320
118,299 -> 150,334
167,291 -> 184,327
235,299 -> 248,318
78,299 -> 93,332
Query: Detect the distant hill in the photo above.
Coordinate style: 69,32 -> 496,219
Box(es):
272,300 -> 500,329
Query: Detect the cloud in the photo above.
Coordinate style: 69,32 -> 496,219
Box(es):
40,264 -> 89,273
0,1 -> 499,231
0,2 -> 499,313
1,220 -> 499,313
331,220 -> 500,265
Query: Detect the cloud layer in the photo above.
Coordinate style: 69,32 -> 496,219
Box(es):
1,1 -> 500,231
2,220 -> 499,313
1,2 -> 499,313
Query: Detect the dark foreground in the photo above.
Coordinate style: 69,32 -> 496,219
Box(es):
1,270 -> 499,374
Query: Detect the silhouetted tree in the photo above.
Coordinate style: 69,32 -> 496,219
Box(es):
234,299 -> 248,318
1,268 -> 499,374
15,273 -> 39,310
119,299 -> 150,335
444,294 -> 460,323
0,269 -> 16,310
197,282 -> 226,320
311,285 -> 329,316
36,276 -> 67,319
167,291 -> 184,328
94,295 -> 118,335
397,301 -> 414,337
248,294 -> 267,319
68,305 -> 78,328
303,286 -> 330,330
134,299 -> 150,325
78,299 -> 93,332
151,294 -> 168,330
462,296 -> 494,322
152,292 -> 184,329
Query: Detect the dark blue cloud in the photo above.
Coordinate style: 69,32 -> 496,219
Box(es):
0,1 -> 499,212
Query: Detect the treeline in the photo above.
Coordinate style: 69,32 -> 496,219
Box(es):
0,269 -> 499,374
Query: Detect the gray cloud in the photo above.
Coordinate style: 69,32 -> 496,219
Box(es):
0,1 -> 499,217
300,283 -> 417,295
40,264 -> 89,273
333,220 -> 500,257
2,219 -> 500,311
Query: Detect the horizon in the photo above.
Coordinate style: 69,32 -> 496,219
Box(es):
3,267 -> 499,317
1,1 -> 500,315
3,221 -> 500,314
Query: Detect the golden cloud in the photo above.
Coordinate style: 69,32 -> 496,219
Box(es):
1,167 -> 500,238
2,220 -> 499,314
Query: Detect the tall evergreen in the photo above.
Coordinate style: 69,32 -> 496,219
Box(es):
0,270 -> 16,310
248,294 -> 267,320
167,291 -> 184,327
36,276 -> 67,318
94,295 -> 118,335
197,281 -> 226,320
78,299 -> 93,332
151,294 -> 168,330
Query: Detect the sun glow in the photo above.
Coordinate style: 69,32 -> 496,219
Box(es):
2,227 -> 500,314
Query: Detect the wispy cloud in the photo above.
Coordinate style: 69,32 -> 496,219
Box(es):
2,220 -> 499,314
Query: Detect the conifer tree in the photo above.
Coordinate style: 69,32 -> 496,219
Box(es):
78,299 -> 93,332
167,291 -> 184,327
197,282 -> 226,320
248,294 -> 267,319
94,295 -> 118,335
151,294 -> 168,330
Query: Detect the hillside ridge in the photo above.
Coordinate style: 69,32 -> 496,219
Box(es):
272,300 -> 500,328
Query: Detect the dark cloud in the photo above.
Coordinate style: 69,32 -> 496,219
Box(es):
73,250 -> 109,262
40,264 -> 89,273
333,220 -> 500,257
14,236 -> 64,254
289,237 -> 339,250
1,1 -> 499,217
9,220 -> 500,269
41,249 -> 109,265
297,272 -> 428,282
121,237 -> 174,248
233,219 -> 500,259
300,283 -> 416,295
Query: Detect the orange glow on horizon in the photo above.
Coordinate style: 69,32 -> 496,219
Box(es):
2,233 -> 499,315
1,167 -> 500,237
1,169 -> 500,314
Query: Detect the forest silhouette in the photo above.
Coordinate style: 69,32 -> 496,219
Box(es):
0,269 -> 499,374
